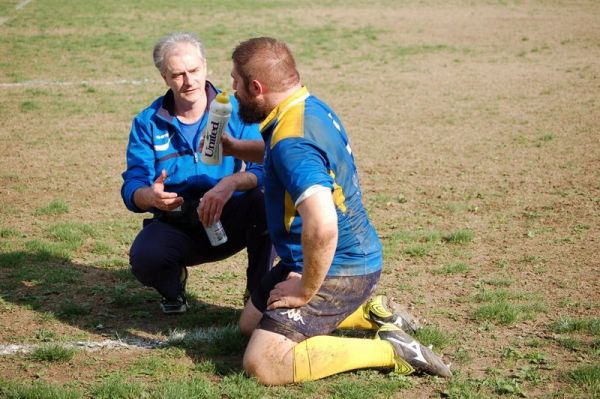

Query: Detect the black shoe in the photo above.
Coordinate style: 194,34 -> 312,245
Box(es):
376,323 -> 452,378
160,267 -> 189,314
160,295 -> 188,314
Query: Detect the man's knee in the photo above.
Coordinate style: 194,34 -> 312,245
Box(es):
243,350 -> 277,385
129,242 -> 167,284
242,329 -> 295,385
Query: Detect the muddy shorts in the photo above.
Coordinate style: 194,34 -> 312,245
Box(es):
251,263 -> 381,342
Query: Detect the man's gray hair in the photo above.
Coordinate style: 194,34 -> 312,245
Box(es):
153,32 -> 205,74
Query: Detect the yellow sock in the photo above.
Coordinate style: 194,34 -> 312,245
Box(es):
336,305 -> 376,330
293,335 -> 411,382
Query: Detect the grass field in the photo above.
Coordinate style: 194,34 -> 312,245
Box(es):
1,0 -> 599,397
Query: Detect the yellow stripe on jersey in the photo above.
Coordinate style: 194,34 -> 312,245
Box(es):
270,100 -> 305,149
284,191 -> 296,233
260,86 -> 310,149
329,170 -> 347,213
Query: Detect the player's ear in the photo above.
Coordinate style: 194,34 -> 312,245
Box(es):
250,79 -> 264,95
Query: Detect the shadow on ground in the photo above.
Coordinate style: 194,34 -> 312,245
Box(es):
0,249 -> 246,370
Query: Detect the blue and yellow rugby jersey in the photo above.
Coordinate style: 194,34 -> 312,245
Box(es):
260,86 -> 382,276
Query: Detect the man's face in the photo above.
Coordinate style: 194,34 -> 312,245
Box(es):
162,43 -> 207,106
231,66 -> 267,124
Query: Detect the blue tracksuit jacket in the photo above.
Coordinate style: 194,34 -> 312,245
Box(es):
121,81 -> 263,213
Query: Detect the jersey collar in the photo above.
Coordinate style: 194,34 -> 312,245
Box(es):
259,86 -> 310,135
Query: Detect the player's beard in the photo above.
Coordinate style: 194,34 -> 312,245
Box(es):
236,93 -> 268,124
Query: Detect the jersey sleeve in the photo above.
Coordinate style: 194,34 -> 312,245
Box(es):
270,137 -> 333,204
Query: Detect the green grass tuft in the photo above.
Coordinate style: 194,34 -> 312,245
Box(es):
473,291 -> 547,325
563,364 -> 600,397
443,229 -> 474,244
550,317 -> 600,336
46,223 -> 88,249
220,372 -> 266,399
57,300 -> 91,318
487,376 -> 524,396
434,262 -> 470,275
20,100 -> 41,112
403,243 -> 432,257
474,288 -> 519,303
29,343 -> 77,363
129,354 -> 189,380
25,239 -> 74,261
473,301 -> 520,325
35,329 -> 57,342
165,325 -> 248,356
0,228 -> 20,238
8,263 -> 84,286
329,376 -> 404,399
0,379 -> 82,399
0,251 -> 27,268
414,325 -> 452,350
443,373 -> 485,398
91,240 -> 116,255
152,376 -> 218,399
35,200 -> 69,216
90,374 -> 146,399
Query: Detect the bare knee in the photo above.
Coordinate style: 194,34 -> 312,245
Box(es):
242,329 -> 295,385
242,352 -> 267,382
243,348 -> 284,385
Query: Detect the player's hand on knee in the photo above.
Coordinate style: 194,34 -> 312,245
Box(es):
267,272 -> 310,310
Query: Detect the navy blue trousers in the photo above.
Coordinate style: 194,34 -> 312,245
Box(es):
129,188 -> 274,301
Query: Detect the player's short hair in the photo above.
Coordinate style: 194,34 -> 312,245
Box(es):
232,37 -> 299,92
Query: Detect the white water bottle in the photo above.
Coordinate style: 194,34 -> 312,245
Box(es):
201,91 -> 232,165
204,219 -> 228,246
200,198 -> 228,246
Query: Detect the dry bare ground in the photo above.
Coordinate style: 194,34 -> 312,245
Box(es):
0,0 -> 598,397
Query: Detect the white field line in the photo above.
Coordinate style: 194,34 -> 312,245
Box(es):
0,326 -> 239,356
16,0 -> 33,11
0,0 -> 33,26
0,337 -> 163,355
0,78 -> 160,89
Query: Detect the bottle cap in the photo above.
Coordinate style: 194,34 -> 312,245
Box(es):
215,91 -> 230,104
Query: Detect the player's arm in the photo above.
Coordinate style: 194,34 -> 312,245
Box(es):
296,189 -> 338,300
221,132 -> 265,163
267,188 -> 338,309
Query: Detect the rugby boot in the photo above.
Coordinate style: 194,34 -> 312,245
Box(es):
376,323 -> 452,378
364,295 -> 421,334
